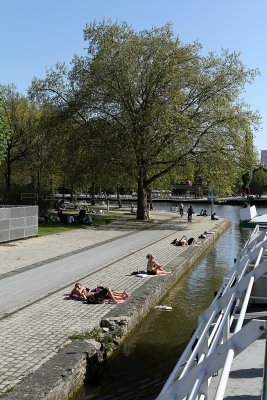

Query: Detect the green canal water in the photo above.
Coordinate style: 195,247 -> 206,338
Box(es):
81,204 -> 267,400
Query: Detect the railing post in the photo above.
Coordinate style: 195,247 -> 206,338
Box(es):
196,332 -> 209,398
199,376 -> 208,399
222,313 -> 230,343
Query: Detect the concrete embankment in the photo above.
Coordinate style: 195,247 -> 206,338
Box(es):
0,212 -> 229,399
102,219 -> 229,331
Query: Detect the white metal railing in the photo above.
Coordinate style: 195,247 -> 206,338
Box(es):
156,225 -> 267,400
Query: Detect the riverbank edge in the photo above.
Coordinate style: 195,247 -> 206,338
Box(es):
3,219 -> 230,400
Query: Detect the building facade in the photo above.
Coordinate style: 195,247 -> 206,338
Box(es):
261,150 -> 267,166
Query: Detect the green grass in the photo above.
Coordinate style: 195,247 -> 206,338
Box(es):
38,217 -> 115,237
104,210 -> 131,216
68,325 -> 125,353
37,207 -> 130,237
38,222 -> 85,237
68,333 -> 86,340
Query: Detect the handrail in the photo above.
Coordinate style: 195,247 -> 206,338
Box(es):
156,320 -> 267,400
156,225 -> 267,400
214,261 -> 258,400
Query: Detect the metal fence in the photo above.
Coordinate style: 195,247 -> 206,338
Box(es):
0,205 -> 38,243
156,225 -> 267,400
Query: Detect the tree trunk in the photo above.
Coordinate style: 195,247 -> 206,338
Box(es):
49,178 -> 53,194
70,183 -> 74,202
5,147 -> 11,192
62,176 -> 66,200
5,163 -> 11,192
117,186 -> 122,208
91,183 -> 96,205
137,177 -> 149,220
37,169 -> 40,199
147,190 -> 153,211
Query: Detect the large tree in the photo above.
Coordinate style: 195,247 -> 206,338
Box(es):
30,21 -> 261,219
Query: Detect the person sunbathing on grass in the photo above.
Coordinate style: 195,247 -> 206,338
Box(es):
146,254 -> 172,275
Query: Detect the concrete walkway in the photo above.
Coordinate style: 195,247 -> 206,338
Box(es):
0,210 -> 227,396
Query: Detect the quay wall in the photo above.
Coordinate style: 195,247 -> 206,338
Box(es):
101,219 -> 229,332
3,219 -> 230,400
0,205 -> 38,243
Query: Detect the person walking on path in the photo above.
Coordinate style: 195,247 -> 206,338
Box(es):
187,205 -> 193,223
179,202 -> 184,217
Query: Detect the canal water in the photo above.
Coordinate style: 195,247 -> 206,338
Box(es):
81,203 -> 267,400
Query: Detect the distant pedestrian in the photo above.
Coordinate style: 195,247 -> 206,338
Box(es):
187,205 -> 193,223
179,202 -> 184,217
57,199 -> 66,211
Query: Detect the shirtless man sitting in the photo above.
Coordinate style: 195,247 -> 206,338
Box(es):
146,254 -> 172,275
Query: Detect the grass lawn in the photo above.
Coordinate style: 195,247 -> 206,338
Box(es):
38,217 -> 115,237
38,222 -> 85,237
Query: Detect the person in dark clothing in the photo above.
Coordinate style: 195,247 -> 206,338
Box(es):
70,283 -> 129,303
188,237 -> 200,245
211,213 -> 219,220
187,206 -> 193,222
78,209 -> 86,223
171,236 -> 188,246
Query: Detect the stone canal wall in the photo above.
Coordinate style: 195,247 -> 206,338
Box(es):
0,205 -> 38,243
3,218 -> 229,400
101,219 -> 229,332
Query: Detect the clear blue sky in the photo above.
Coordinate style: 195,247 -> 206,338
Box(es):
1,0 -> 266,153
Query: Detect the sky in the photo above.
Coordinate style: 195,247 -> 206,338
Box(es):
1,0 -> 266,153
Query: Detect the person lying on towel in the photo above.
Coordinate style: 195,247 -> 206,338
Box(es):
70,282 -> 129,303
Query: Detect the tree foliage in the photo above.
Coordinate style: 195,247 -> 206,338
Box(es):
0,85 -> 43,193
29,21 -> 261,219
0,92 -> 11,166
253,168 -> 267,195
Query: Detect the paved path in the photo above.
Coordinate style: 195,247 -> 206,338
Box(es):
0,210 -> 224,395
208,338 -> 264,399
0,223 -> 181,317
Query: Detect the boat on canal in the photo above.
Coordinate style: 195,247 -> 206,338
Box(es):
156,225 -> 267,400
240,204 -> 267,228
